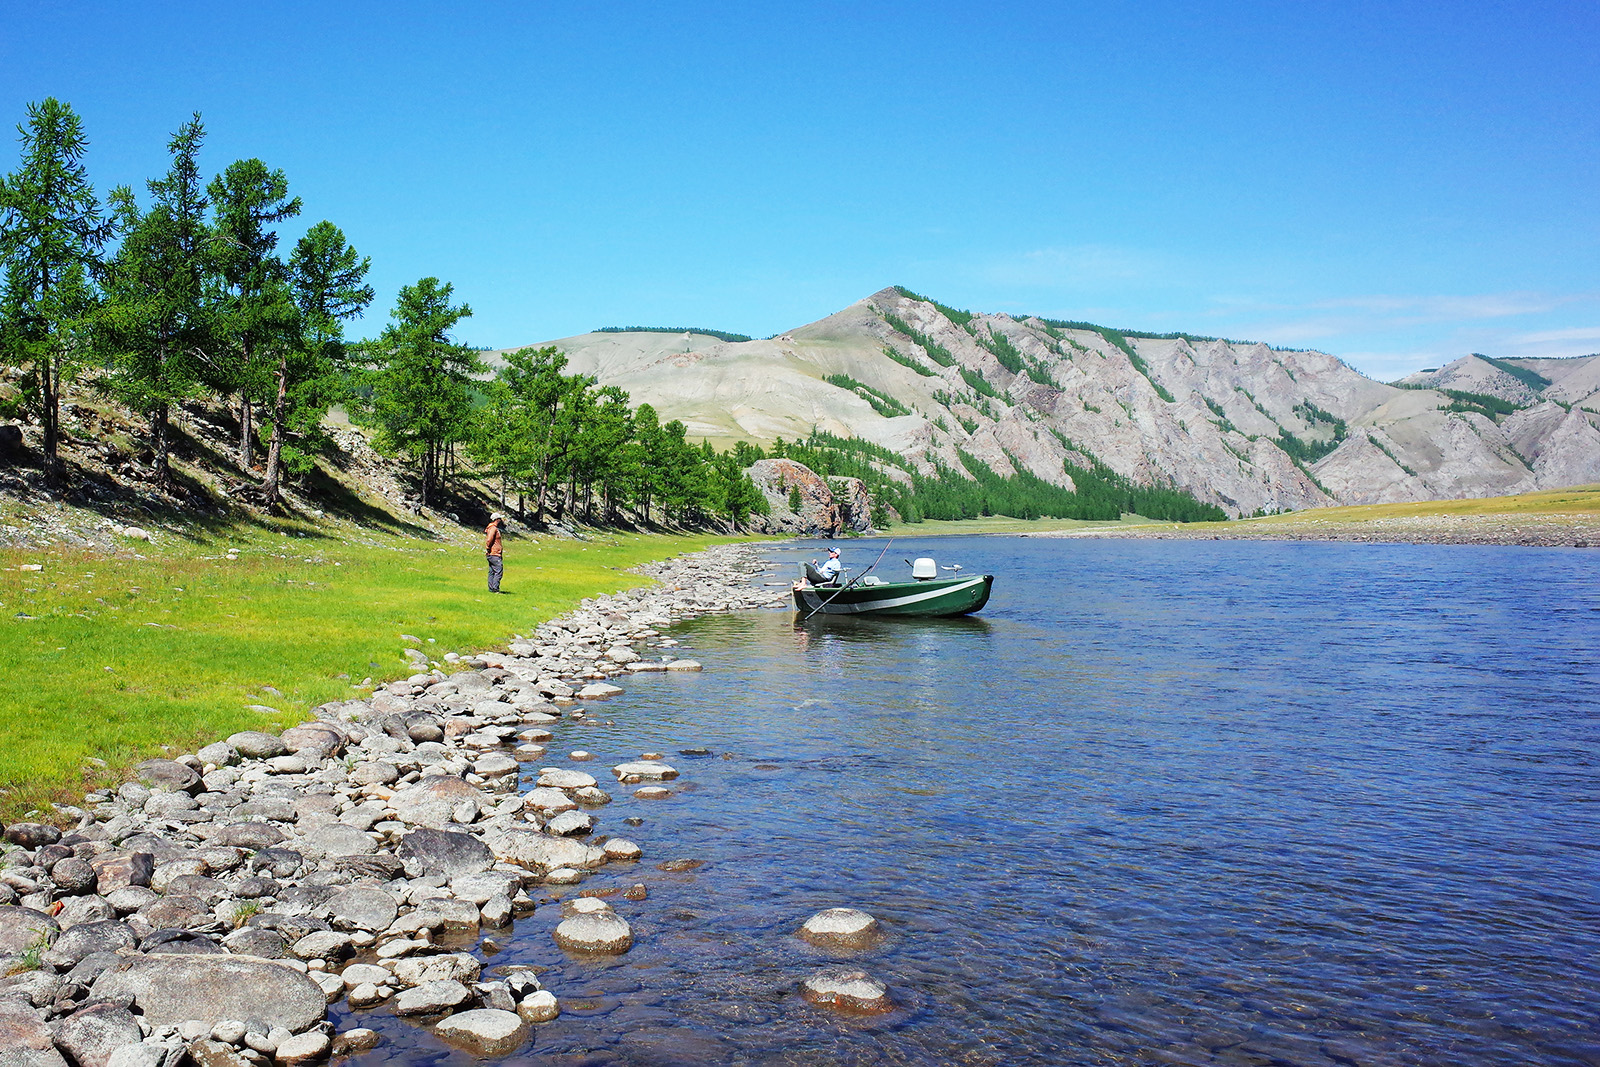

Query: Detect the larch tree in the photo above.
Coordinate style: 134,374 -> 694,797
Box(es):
207,157 -> 301,472
363,277 -> 480,506
0,98 -> 109,474
97,115 -> 215,491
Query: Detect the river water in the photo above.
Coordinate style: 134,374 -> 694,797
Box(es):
347,536 -> 1600,1067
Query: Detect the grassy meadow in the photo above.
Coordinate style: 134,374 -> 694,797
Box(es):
0,523 -> 734,820
1178,483 -> 1600,530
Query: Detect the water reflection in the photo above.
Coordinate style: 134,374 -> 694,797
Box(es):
347,538 -> 1600,1067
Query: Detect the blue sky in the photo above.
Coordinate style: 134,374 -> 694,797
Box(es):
4,1 -> 1596,379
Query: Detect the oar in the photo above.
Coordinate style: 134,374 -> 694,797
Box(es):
800,539 -> 894,621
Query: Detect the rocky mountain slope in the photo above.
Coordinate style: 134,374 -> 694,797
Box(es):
496,288 -> 1600,516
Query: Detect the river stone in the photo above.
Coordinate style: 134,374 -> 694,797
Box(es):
89,852 -> 154,892
325,887 -> 396,932
330,1029 -> 380,1056
226,732 -> 289,760
521,787 -> 575,814
602,838 -> 642,862
448,872 -> 521,906
393,979 -> 471,1017
611,760 -> 678,783
41,920 -> 136,969
134,759 -> 201,794
150,859 -> 208,893
397,827 -> 494,878
272,1031 -> 330,1067
103,886 -> 157,914
422,897 -> 482,931
799,968 -> 892,1013
798,907 -> 883,949
338,964 -> 390,989
665,660 -> 702,672
390,778 -> 488,829
552,911 -> 632,954
575,683 -> 623,700
92,955 -> 327,1032
487,830 -> 606,872
297,824 -> 375,859
543,811 -> 594,837
432,1009 -> 528,1056
535,769 -> 596,790
633,787 -> 671,800
210,823 -> 284,851
56,895 -> 116,928
280,723 -> 345,759
3,823 -> 61,848
348,761 -> 398,786
51,857 -> 98,895
53,1003 -> 143,1067
0,905 -> 59,955
604,646 -> 640,663
164,874 -> 230,904
0,999 -> 64,1067
222,926 -> 288,958
292,931 -> 353,961
138,895 -> 211,929
389,952 -> 480,988
236,797 -> 296,822
196,742 -> 239,767
516,990 -> 560,1023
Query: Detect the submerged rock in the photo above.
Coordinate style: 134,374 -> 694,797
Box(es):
799,968 -> 892,1013
798,907 -> 883,949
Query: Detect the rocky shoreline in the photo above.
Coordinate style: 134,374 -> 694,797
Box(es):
0,542 -> 788,1067
1029,510 -> 1597,548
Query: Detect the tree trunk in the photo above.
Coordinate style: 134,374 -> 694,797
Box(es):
239,396 -> 252,470
261,353 -> 289,507
151,403 -> 172,490
40,355 -> 59,468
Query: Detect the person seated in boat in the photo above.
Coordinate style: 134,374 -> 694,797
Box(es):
807,547 -> 844,586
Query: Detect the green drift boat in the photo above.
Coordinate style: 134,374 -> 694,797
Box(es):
793,556 -> 995,617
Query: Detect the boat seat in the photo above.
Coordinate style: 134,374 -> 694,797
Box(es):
804,563 -> 838,586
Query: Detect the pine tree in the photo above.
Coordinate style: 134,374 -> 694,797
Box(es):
0,98 -> 109,474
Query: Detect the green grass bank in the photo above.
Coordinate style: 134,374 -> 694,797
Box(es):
0,524 -> 737,821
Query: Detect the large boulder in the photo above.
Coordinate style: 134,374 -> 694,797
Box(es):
42,920 -> 137,969
0,999 -> 65,1067
485,830 -> 605,873
390,778 -> 488,829
90,954 -> 327,1033
432,1009 -> 528,1056
0,906 -> 59,957
325,887 -> 397,933
87,853 -> 153,892
52,1003 -> 143,1067
132,760 -> 201,795
397,828 -> 494,879
747,458 -> 869,536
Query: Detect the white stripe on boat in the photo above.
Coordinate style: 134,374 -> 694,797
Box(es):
800,575 -> 987,612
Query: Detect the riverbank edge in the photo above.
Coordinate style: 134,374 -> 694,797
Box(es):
1021,510 -> 1598,548
0,539 -> 786,1064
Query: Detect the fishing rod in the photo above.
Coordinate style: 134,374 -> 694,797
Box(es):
800,538 -> 894,621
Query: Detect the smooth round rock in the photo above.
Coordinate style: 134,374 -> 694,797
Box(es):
633,787 -> 671,800
798,907 -> 883,949
543,811 -> 594,837
612,760 -> 678,783
602,838 -> 642,862
536,768 -> 596,790
90,953 -> 327,1031
394,979 -> 471,1017
800,968 -> 892,1013
226,732 -> 289,760
432,1009 -> 528,1056
552,911 -> 633,954
274,1030 -> 331,1066
517,990 -> 559,1023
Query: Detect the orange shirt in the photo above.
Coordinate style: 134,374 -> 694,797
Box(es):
485,522 -> 503,557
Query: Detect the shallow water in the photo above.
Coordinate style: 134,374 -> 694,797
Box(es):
345,536 -> 1600,1066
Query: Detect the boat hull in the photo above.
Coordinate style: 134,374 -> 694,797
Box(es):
793,574 -> 994,617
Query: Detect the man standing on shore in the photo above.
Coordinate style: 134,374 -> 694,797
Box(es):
485,513 -> 505,593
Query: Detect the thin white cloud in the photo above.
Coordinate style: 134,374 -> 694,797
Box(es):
1511,325 -> 1600,345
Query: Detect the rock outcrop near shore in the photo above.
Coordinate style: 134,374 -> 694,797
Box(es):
0,544 -> 784,1065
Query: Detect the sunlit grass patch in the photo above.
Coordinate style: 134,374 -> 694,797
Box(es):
0,525 -> 735,819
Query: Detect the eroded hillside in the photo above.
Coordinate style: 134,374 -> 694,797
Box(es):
496,288 -> 1600,516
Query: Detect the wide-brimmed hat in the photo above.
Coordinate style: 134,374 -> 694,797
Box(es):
490,512 -> 505,522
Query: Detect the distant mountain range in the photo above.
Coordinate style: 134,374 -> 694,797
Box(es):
489,287 -> 1600,517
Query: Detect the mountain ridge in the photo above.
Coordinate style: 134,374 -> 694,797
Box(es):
489,287 -> 1600,517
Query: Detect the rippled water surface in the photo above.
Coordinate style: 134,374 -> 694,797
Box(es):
348,537 -> 1600,1066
